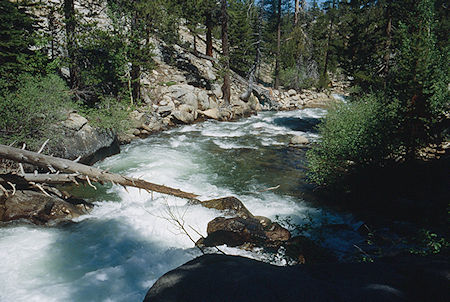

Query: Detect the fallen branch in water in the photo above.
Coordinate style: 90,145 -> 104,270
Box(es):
0,144 -> 200,201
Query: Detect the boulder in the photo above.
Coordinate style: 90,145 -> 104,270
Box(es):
211,84 -> 223,99
197,90 -> 210,111
52,113 -> 120,165
264,222 -> 291,242
144,254 -> 450,302
0,190 -> 92,226
290,135 -> 309,146
199,216 -> 267,247
248,94 -> 262,111
198,108 -> 220,120
172,105 -> 196,124
62,113 -> 88,131
287,89 -> 297,96
201,196 -> 254,219
168,84 -> 195,99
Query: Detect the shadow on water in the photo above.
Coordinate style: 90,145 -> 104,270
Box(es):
45,218 -> 199,302
273,117 -> 321,133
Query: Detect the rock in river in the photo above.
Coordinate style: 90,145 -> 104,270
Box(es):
0,190 -> 92,226
144,254 -> 450,302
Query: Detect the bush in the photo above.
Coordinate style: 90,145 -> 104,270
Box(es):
78,97 -> 131,133
306,95 -> 402,186
0,74 -> 72,149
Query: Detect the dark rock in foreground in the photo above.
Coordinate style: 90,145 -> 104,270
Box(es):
0,190 -> 92,225
144,254 -> 449,302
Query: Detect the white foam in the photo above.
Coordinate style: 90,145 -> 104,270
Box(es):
0,107 -> 358,302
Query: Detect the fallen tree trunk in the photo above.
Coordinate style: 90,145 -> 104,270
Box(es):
231,72 -> 279,110
0,144 -> 199,200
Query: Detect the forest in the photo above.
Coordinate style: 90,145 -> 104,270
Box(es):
0,0 -> 449,301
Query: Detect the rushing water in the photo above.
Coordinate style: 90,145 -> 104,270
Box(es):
0,108 -> 364,302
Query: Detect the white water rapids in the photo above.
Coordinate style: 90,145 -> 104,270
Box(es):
0,108 -> 363,302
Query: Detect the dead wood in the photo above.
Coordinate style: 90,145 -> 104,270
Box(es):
0,144 -> 199,201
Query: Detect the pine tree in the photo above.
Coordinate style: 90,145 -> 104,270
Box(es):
0,0 -> 43,89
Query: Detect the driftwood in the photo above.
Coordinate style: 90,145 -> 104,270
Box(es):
232,72 -> 279,109
0,144 -> 200,201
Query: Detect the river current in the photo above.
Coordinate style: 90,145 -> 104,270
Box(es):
0,107 -> 363,302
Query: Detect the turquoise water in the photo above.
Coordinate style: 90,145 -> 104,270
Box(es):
0,108 -> 363,302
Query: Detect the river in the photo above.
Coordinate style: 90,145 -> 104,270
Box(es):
0,107 -> 365,302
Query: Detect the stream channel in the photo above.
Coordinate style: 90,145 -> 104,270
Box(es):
0,107 -> 369,302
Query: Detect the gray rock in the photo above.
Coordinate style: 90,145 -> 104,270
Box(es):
197,90 -> 210,110
168,84 -> 195,99
172,105 -> 196,124
290,135 -> 309,146
199,108 -> 220,120
62,113 -> 88,131
288,89 -> 297,96
211,84 -> 223,99
52,115 -> 120,165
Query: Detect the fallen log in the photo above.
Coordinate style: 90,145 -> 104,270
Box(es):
231,72 -> 279,109
0,144 -> 199,201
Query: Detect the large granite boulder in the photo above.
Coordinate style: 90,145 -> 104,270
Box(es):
0,190 -> 92,225
51,113 -> 120,165
144,254 -> 450,302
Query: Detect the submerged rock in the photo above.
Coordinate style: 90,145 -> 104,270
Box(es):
0,190 -> 92,226
144,254 -> 450,302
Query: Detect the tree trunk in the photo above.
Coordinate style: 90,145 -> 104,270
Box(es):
205,12 -> 213,57
0,145 -> 199,201
294,0 -> 300,25
221,0 -> 231,105
130,11 -> 140,103
274,0 -> 281,89
383,3 -> 392,88
322,0 -> 336,84
64,0 -> 79,89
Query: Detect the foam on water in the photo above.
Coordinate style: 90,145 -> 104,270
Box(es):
0,107 -> 359,302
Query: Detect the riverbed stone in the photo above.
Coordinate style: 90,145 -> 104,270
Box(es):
200,216 -> 268,247
201,196 -> 254,219
0,190 -> 92,226
290,135 -> 309,146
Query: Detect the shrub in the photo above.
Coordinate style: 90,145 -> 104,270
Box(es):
306,95 -> 402,186
78,97 -> 131,133
0,74 -> 72,149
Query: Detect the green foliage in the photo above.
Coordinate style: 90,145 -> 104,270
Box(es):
77,97 -> 130,132
76,28 -> 128,100
228,0 -> 257,76
307,95 -> 402,186
409,229 -> 449,255
0,74 -> 72,149
0,0 -> 48,90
